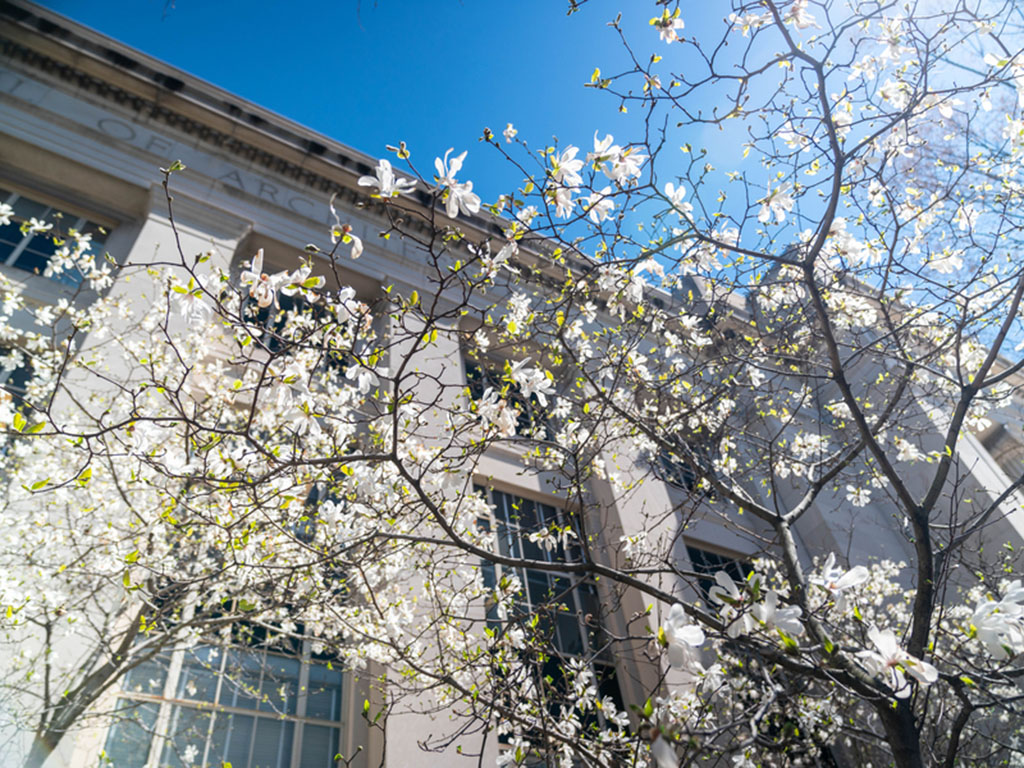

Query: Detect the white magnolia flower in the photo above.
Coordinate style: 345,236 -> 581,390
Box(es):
503,123 -> 517,143
477,240 -> 520,280
331,223 -> 364,259
753,590 -> 804,637
550,185 -> 576,219
663,182 -> 693,219
923,250 -> 963,275
435,148 -> 481,219
893,436 -> 924,462
858,626 -> 938,698
845,484 -> 871,507
345,364 -> 381,395
358,158 -> 416,198
785,0 -> 819,29
435,147 -> 466,187
583,187 -> 614,223
604,147 -> 646,184
708,571 -> 755,638
447,182 -> 481,219
586,131 -> 620,166
662,603 -> 705,670
729,11 -> 770,36
758,183 -> 795,224
509,360 -> 556,407
476,388 -> 519,438
652,9 -> 685,43
971,580 -> 1024,659
551,146 -> 584,188
515,206 -> 538,227
174,284 -> 211,326
810,553 -> 869,612
240,249 -> 279,308
0,202 -> 13,226
26,217 -> 52,234
279,263 -> 325,300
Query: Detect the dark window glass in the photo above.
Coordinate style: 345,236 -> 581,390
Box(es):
686,544 -> 752,601
122,653 -> 171,695
480,487 -> 625,746
0,191 -> 110,286
306,664 -> 344,721
176,646 -> 220,702
103,700 -> 159,768
300,724 -> 340,767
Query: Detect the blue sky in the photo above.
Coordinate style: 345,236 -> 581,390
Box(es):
38,0 -> 724,203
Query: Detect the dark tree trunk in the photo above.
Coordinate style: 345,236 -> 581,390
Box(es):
879,701 -> 925,768
24,733 -> 58,768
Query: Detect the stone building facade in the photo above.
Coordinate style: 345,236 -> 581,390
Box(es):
1,2 -> 1022,767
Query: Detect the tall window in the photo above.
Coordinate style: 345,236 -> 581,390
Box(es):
104,642 -> 345,768
477,488 -> 623,720
0,188 -> 109,287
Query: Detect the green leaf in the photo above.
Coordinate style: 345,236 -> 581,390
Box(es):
778,629 -> 799,651
12,412 -> 25,433
643,698 -> 654,718
125,551 -> 139,564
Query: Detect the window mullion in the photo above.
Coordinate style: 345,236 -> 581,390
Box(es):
289,642 -> 313,768
1,193 -> 23,268
197,648 -> 229,768
144,645 -> 186,768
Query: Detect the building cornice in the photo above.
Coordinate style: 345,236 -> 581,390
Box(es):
0,0 -> 517,243
0,1 -> 664,309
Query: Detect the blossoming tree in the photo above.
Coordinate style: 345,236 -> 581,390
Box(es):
2,1 -> 1024,768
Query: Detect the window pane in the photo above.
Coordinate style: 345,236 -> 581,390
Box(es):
81,219 -> 108,246
177,646 -> 221,702
0,222 -> 24,263
104,700 -> 159,768
299,724 -> 339,767
11,234 -> 56,277
306,664 -> 344,721
508,496 -> 539,530
161,706 -> 212,768
0,194 -> 107,284
122,653 -> 171,695
11,196 -> 48,220
258,654 -> 300,715
208,712 -> 255,768
556,611 -> 584,657
250,718 -> 294,768
219,648 -> 263,710
686,544 -> 752,601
